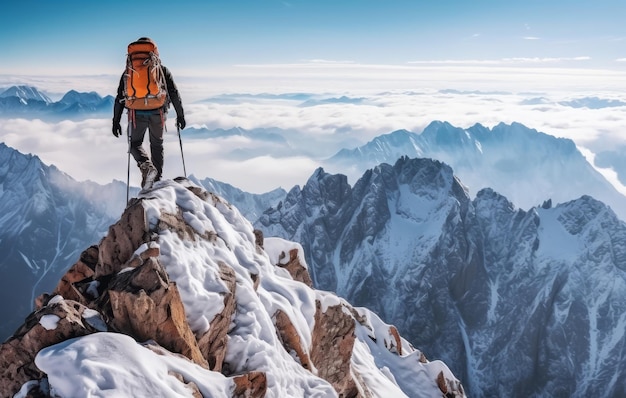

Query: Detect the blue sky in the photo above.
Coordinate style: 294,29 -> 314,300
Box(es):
1,0 -> 625,76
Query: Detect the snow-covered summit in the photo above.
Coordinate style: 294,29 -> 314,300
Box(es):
0,85 -> 52,104
0,178 -> 465,397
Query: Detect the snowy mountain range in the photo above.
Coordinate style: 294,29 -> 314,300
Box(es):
0,178 -> 464,398
256,156 -> 626,397
0,144 -> 284,340
2,115 -> 626,396
0,85 -> 114,118
327,120 -> 626,221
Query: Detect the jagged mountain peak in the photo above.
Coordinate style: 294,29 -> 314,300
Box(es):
0,85 -> 52,103
0,178 -> 465,397
421,120 -> 468,138
0,143 -> 47,194
302,167 -> 351,204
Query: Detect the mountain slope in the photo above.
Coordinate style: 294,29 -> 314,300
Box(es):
0,143 -> 125,339
0,178 -> 465,398
257,156 -> 626,397
191,175 -> 286,222
327,121 -> 626,221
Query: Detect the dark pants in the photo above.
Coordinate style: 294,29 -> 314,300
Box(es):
129,110 -> 165,180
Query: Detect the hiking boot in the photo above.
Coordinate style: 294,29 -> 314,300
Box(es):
139,161 -> 158,190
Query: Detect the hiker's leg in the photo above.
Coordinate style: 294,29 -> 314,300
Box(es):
130,114 -> 150,165
148,112 -> 165,180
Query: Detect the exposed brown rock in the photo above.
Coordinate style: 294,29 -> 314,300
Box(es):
276,248 -> 313,288
232,371 -> 267,398
0,298 -> 99,397
388,325 -> 402,355
197,261 -> 237,372
96,199 -> 149,278
52,247 -> 98,304
310,300 -> 360,398
436,370 -> 465,397
123,244 -> 161,269
158,210 -> 197,241
106,257 -> 208,368
169,371 -> 203,398
274,309 -> 312,371
185,184 -> 210,201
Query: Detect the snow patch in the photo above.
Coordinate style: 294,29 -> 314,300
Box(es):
39,314 -> 60,330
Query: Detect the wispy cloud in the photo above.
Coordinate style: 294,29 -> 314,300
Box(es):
504,56 -> 590,63
522,36 -> 541,40
407,56 -> 590,65
305,59 -> 356,64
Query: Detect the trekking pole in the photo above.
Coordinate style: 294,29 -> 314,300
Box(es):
126,120 -> 131,203
177,125 -> 187,178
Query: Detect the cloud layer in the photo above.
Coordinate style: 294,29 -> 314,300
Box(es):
1,66 -> 626,194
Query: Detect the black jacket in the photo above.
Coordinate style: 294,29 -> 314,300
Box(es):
113,65 -> 184,123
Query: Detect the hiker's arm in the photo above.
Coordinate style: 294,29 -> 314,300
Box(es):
163,66 -> 184,118
113,74 -> 125,123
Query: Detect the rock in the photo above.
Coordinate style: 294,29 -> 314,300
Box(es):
310,300 -> 361,397
106,257 -> 208,368
197,261 -> 237,371
276,248 -> 313,288
273,309 -> 312,371
232,371 -> 267,398
52,246 -> 98,304
437,370 -> 465,397
96,199 -> 148,278
0,298 -> 99,397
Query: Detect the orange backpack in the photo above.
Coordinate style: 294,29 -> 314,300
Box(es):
124,39 -> 167,110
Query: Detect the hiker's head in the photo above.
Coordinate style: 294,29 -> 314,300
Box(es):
137,37 -> 155,45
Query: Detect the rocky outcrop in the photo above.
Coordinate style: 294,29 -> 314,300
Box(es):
276,248 -> 313,288
106,256 -> 208,368
0,297 -> 102,397
0,179 -> 465,398
311,300 -> 360,397
274,309 -> 312,371
95,198 -> 149,278
197,261 -> 237,371
232,371 -> 267,398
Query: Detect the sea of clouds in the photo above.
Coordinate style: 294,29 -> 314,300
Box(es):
1,64 -> 626,194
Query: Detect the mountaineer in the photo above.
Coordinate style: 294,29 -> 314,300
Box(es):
112,37 -> 185,190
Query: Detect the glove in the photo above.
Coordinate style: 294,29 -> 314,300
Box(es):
176,116 -> 186,130
112,121 -> 122,137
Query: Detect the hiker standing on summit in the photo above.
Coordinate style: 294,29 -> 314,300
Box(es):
112,37 -> 185,190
